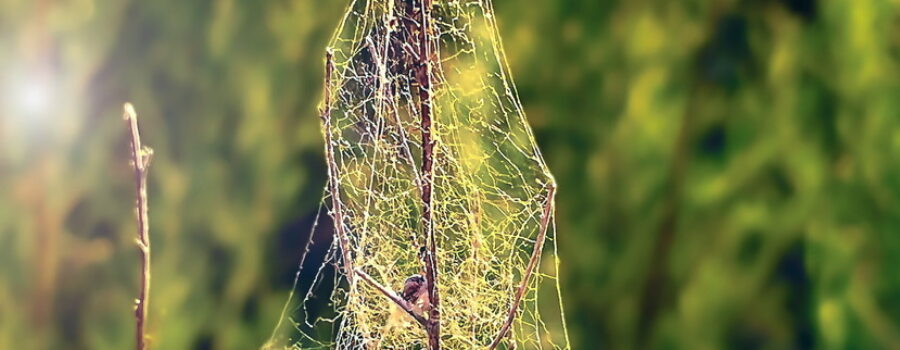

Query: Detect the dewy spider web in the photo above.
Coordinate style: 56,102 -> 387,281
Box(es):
265,0 -> 569,349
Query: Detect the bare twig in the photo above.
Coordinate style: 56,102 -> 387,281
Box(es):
354,268 -> 428,327
488,184 -> 556,350
321,49 -> 358,286
409,1 -> 441,349
124,103 -> 153,350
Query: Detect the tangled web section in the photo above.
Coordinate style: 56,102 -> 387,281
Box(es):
265,1 -> 569,349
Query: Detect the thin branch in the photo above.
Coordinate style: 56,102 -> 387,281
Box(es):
354,268 -> 428,327
488,184 -> 556,350
321,49 -> 357,286
410,0 -> 441,349
124,103 -> 153,350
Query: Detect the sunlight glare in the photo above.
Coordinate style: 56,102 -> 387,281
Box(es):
17,76 -> 54,116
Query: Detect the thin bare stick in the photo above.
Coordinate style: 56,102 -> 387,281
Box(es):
487,184 -> 556,350
354,268 -> 428,327
321,49 -> 357,285
124,103 -> 153,350
410,0 -> 441,349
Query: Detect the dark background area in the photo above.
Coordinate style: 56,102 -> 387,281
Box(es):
1,0 -> 899,349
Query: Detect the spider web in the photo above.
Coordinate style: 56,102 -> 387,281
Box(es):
265,1 -> 568,349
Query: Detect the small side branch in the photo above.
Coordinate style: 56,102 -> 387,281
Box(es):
354,268 -> 428,327
321,49 -> 357,285
124,103 -> 153,350
488,184 -> 556,350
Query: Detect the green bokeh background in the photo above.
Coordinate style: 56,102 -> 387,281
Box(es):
1,0 -> 899,349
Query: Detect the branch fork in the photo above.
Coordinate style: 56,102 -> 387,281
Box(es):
355,268 -> 428,327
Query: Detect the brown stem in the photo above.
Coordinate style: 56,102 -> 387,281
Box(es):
124,103 -> 153,350
354,268 -> 428,327
321,49 -> 357,286
413,0 -> 440,349
487,184 -> 556,350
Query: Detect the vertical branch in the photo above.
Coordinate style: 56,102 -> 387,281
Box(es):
124,103 -> 153,350
488,184 -> 556,350
414,0 -> 440,349
321,49 -> 356,285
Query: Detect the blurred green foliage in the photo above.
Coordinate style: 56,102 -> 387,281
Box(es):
1,0 -> 899,349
